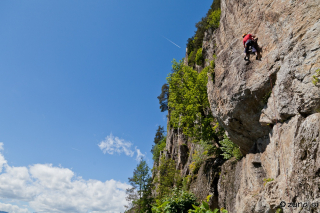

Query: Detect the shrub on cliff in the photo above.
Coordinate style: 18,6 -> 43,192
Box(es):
188,49 -> 196,67
220,134 -> 242,160
189,140 -> 216,174
195,48 -> 204,66
152,136 -> 166,163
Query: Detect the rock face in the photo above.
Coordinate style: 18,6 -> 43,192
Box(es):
206,0 -> 320,212
208,0 -> 320,154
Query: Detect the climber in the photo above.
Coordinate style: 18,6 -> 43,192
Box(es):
242,33 -> 259,61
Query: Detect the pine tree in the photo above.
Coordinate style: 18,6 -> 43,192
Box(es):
154,126 -> 165,144
157,83 -> 169,112
126,159 -> 153,213
151,126 -> 165,154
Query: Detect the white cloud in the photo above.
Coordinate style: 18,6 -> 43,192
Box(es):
98,133 -> 134,157
135,147 -> 145,162
0,154 -> 7,173
98,134 -> 145,161
0,143 -> 5,173
0,202 -> 29,213
0,145 -> 131,213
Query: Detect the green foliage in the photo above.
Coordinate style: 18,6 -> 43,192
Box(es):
188,196 -> 228,213
151,126 -> 165,155
207,9 -> 221,29
157,83 -> 169,112
208,58 -> 216,84
152,188 -> 199,213
182,175 -> 192,191
263,178 -> 274,186
189,141 -> 216,174
152,136 -> 166,163
209,58 -> 215,72
275,208 -> 283,213
186,0 -> 221,67
126,159 -> 153,213
188,49 -> 196,67
312,68 -> 320,85
220,134 -> 242,160
153,156 -> 180,200
195,48 -> 204,66
167,59 -> 216,142
154,126 -> 165,144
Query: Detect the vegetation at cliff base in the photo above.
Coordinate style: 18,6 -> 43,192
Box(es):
152,189 -> 228,213
152,188 -> 198,213
189,195 -> 228,213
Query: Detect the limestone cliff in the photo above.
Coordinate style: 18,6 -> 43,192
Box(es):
156,0 -> 320,212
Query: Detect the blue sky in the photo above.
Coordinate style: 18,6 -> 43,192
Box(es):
0,0 -> 213,212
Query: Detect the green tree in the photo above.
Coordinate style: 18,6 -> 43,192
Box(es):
126,159 -> 153,213
154,126 -> 165,144
151,126 -> 165,154
157,83 -> 169,112
124,187 -> 139,212
167,59 -> 215,141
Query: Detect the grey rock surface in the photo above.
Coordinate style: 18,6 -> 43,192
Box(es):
206,0 -> 320,212
207,0 -> 320,154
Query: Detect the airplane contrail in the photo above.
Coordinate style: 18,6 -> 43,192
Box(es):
162,36 -> 181,48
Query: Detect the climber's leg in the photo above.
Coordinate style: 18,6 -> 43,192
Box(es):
244,44 -> 250,61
